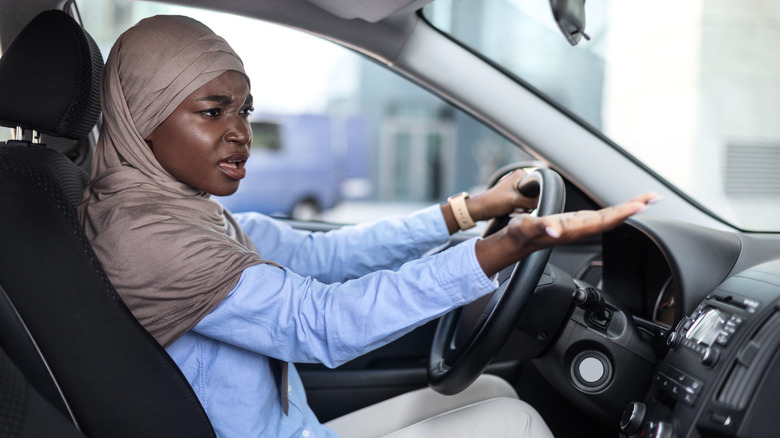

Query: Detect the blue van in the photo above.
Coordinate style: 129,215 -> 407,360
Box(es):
216,113 -> 367,219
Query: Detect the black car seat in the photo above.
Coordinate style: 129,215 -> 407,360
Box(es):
0,340 -> 87,438
0,9 -> 216,437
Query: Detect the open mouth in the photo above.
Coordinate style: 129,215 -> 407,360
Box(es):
221,159 -> 244,169
218,154 -> 249,180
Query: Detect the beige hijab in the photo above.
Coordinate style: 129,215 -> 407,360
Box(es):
79,15 -> 272,348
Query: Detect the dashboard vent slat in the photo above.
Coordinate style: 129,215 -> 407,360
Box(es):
718,311 -> 780,409
579,261 -> 603,288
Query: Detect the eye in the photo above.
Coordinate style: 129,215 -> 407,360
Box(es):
239,106 -> 254,117
201,108 -> 222,117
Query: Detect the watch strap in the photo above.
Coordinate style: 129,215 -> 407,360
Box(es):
447,192 -> 476,230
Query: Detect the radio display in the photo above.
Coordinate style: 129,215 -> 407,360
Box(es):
685,307 -> 727,347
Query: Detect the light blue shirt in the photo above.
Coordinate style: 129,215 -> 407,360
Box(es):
166,205 -> 497,437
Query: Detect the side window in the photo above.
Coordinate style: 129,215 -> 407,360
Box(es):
251,122 -> 282,151
0,127 -> 13,143
79,0 -> 532,222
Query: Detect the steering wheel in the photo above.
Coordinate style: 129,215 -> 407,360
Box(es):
428,167 -> 566,395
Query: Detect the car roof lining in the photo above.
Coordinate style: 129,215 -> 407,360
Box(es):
160,0 -> 421,63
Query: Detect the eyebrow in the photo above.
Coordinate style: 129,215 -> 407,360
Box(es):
197,95 -> 232,105
196,94 -> 253,105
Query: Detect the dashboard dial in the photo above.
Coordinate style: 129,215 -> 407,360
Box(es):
653,277 -> 676,328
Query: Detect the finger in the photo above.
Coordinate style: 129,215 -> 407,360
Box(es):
509,168 -> 529,182
496,169 -> 527,189
541,213 -> 603,242
627,192 -> 662,210
514,183 -> 540,211
590,193 -> 660,229
545,225 -> 561,238
515,174 -> 540,199
611,192 -> 660,217
513,214 -> 550,239
544,196 -> 652,239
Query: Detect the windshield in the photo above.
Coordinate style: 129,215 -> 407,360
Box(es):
71,0 -> 531,225
424,0 -> 780,232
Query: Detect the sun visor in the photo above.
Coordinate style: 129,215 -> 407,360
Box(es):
305,0 -> 435,22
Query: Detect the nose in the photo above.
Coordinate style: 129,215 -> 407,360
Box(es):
224,116 -> 251,147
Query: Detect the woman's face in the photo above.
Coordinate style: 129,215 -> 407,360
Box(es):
145,70 -> 253,196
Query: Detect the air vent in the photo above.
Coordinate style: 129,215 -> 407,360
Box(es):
718,311 -> 780,409
579,261 -> 603,288
724,143 -> 780,197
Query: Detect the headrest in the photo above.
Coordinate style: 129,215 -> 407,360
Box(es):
0,10 -> 103,140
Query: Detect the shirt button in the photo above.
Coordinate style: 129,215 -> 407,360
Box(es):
288,385 -> 293,393
302,430 -> 310,437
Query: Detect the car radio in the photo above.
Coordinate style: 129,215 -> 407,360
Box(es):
665,300 -> 754,369
620,275 -> 780,438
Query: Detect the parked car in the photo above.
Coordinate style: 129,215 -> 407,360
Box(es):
1,0 -> 779,437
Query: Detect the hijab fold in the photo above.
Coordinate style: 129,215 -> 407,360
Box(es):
79,15 -> 274,348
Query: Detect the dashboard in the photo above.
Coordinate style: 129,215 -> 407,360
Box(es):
296,193 -> 780,436
624,260 -> 780,438
602,217 -> 780,438
531,213 -> 780,438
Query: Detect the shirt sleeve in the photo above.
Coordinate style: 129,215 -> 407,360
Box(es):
231,205 -> 450,283
192,238 -> 496,368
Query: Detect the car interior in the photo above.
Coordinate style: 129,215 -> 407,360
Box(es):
1,1 -> 780,438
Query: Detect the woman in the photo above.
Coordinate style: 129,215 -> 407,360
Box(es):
78,14 -> 657,438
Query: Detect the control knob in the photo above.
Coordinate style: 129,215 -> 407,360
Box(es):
666,331 -> 682,349
701,346 -> 720,367
620,401 -> 646,435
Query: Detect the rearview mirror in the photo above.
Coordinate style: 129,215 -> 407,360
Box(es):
549,0 -> 589,46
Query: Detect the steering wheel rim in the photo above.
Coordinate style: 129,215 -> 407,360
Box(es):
428,167 -> 566,395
